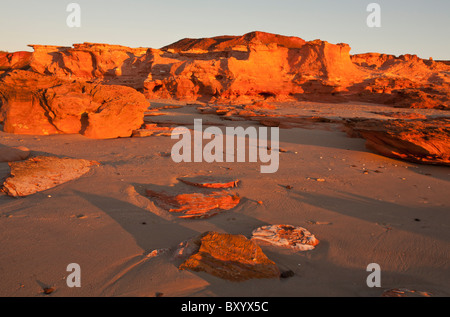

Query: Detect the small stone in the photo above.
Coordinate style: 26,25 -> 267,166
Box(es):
280,270 -> 295,279
43,287 -> 55,295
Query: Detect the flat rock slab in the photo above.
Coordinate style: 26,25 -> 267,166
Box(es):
177,176 -> 240,189
251,224 -> 319,251
381,288 -> 432,297
346,118 -> 450,166
2,156 -> 99,197
146,186 -> 240,219
0,146 -> 30,162
178,231 -> 280,281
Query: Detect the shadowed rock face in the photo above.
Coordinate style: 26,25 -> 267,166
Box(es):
178,231 -> 281,281
0,146 -> 30,162
0,70 -> 149,138
345,118 -> 450,166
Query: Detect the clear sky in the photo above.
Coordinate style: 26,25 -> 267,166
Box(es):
1,0 -> 449,59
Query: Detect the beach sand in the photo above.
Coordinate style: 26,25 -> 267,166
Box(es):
0,101 -> 449,297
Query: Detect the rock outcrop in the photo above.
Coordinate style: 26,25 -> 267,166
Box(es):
178,231 -> 281,281
0,51 -> 32,70
1,31 -> 449,143
345,118 -> 450,166
2,156 -> 99,197
4,31 -> 445,108
0,70 -> 149,138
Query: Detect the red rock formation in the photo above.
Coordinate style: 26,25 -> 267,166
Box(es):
0,51 -> 32,70
1,32 -> 449,142
146,188 -> 240,219
15,32 -> 448,109
162,31 -> 307,52
345,118 -> 450,166
2,156 -> 99,197
3,31 -> 444,109
0,70 -> 149,138
178,231 -> 280,281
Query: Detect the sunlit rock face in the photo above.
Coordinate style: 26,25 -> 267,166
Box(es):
0,70 -> 149,139
2,156 -> 99,197
345,118 -> 450,166
18,31 -> 449,108
178,231 -> 281,281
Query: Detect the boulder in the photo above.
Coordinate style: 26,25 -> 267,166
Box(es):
0,70 -> 149,138
178,231 -> 280,281
346,118 -> 450,166
2,31 -> 448,110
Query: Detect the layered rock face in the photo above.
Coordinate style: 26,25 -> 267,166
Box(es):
346,118 -> 450,166
0,51 -> 32,70
2,156 -> 99,197
13,31 -> 449,109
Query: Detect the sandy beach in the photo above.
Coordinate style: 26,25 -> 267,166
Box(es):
1,100 -> 449,297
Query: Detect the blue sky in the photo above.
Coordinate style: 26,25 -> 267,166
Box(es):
1,0 -> 449,59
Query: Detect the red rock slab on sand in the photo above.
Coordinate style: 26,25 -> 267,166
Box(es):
178,231 -> 280,281
2,156 -> 99,197
146,189 -> 240,219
